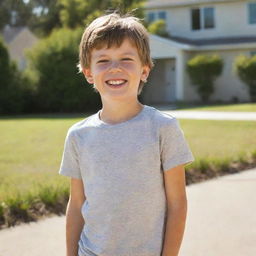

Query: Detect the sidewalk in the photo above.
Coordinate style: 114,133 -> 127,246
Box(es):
161,109 -> 256,121
151,104 -> 256,120
0,168 -> 255,256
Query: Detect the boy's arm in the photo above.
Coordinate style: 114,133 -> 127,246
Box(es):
66,177 -> 86,256
161,164 -> 188,256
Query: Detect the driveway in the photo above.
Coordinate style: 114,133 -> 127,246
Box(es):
0,168 -> 255,256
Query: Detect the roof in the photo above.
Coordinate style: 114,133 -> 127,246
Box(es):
1,26 -> 25,44
149,34 -> 256,58
145,0 -> 243,9
168,35 -> 256,46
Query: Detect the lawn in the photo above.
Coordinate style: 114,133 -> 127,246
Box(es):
0,112 -> 256,227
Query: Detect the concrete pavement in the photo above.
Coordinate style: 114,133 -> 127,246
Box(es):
180,168 -> 256,256
0,168 -> 256,256
165,110 -> 256,121
161,110 -> 256,121
0,215 -> 65,256
150,104 -> 256,120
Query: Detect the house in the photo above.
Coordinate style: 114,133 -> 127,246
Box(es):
1,25 -> 38,70
143,0 -> 256,104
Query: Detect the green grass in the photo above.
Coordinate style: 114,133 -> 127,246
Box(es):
174,102 -> 256,112
179,119 -> 256,160
0,114 -> 256,227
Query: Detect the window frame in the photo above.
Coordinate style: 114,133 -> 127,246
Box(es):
191,6 -> 215,31
147,12 -> 156,23
158,11 -> 167,20
248,2 -> 256,24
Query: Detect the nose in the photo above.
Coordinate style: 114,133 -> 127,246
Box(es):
109,60 -> 121,72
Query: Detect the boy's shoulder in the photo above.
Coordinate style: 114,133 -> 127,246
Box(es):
66,111 -> 98,136
151,106 -> 178,127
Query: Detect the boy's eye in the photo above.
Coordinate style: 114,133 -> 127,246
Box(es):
122,58 -> 133,61
97,59 -> 109,63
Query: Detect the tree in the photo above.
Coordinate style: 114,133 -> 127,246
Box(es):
186,54 -> 223,103
0,37 -> 26,114
58,0 -> 146,29
233,55 -> 256,102
0,0 -> 33,29
27,0 -> 62,37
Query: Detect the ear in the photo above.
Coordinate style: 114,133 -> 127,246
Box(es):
141,65 -> 150,82
82,68 -> 94,84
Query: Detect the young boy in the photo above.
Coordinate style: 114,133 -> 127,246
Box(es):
59,12 -> 195,256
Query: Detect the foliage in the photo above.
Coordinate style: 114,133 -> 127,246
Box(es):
26,27 -> 101,113
0,0 -> 146,38
0,37 -> 29,114
147,19 -> 169,38
28,0 -> 62,38
186,54 -> 223,103
233,55 -> 256,102
0,0 -> 32,29
58,0 -> 146,29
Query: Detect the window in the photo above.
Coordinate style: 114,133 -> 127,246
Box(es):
191,7 -> 215,30
192,8 -> 201,30
158,11 -> 166,20
248,2 -> 256,24
147,11 -> 167,23
204,7 -> 214,28
148,12 -> 155,23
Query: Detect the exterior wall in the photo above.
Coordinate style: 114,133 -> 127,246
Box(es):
145,1 -> 256,39
183,49 -> 251,102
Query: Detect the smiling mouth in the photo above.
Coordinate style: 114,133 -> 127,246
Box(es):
106,79 -> 128,87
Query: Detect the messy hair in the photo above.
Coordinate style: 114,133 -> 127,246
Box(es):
77,11 -> 154,95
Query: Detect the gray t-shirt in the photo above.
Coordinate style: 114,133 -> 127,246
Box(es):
59,104 -> 195,256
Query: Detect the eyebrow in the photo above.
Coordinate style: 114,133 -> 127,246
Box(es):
95,52 -> 136,58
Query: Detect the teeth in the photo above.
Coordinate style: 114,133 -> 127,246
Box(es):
107,80 -> 126,85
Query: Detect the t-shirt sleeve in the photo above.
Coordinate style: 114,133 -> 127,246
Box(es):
59,128 -> 82,179
160,117 -> 195,172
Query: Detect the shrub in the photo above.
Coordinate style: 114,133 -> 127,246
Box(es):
186,54 -> 223,103
147,19 -> 169,38
26,27 -> 101,113
0,37 -> 27,114
233,55 -> 256,102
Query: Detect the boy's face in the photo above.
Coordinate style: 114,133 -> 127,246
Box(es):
82,38 -> 150,102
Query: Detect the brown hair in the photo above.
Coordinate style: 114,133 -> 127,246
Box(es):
77,12 -> 154,95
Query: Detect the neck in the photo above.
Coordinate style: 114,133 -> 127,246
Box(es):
99,100 -> 144,125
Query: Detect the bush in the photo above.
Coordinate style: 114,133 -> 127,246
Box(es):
26,27 -> 101,113
0,37 -> 27,114
147,19 -> 169,38
186,54 -> 223,103
233,55 -> 256,102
